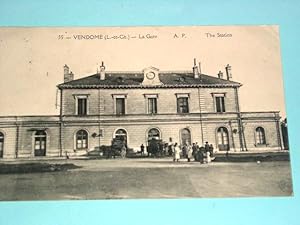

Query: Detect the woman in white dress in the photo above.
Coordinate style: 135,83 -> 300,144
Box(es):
186,142 -> 193,162
173,143 -> 180,162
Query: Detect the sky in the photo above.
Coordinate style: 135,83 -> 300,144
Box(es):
0,26 -> 286,117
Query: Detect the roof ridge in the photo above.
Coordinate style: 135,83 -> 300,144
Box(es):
105,70 -> 194,74
57,71 -> 242,89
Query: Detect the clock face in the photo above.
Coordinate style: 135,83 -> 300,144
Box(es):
146,72 -> 155,80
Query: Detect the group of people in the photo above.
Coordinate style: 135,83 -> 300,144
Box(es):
142,139 -> 172,157
170,141 -> 215,163
139,139 -> 215,163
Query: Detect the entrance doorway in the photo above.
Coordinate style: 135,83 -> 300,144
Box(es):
34,130 -> 47,156
180,128 -> 191,146
147,128 -> 162,156
217,127 -> 229,151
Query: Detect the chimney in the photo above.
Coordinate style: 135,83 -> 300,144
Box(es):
198,62 -> 202,80
225,64 -> 232,80
218,71 -> 224,79
198,62 -> 202,74
69,71 -> 74,80
100,61 -> 105,80
64,64 -> 69,76
63,64 -> 74,83
193,58 -> 199,79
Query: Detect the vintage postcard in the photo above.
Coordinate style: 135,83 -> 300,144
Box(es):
0,26 -> 292,200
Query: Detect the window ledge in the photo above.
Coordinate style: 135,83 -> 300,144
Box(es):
115,114 -> 126,117
74,148 -> 88,152
254,144 -> 269,147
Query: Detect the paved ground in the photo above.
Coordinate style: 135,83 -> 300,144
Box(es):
0,158 -> 293,200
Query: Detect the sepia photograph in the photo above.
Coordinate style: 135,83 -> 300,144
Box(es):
0,26 -> 292,200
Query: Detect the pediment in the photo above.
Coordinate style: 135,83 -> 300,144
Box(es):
142,66 -> 160,73
142,66 -> 163,86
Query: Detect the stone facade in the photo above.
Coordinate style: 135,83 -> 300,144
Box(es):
0,62 -> 284,159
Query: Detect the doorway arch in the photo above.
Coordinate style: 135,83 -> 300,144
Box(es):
114,128 -> 128,145
147,128 -> 161,141
180,128 -> 191,146
34,130 -> 47,156
255,127 -> 266,145
217,127 -> 229,151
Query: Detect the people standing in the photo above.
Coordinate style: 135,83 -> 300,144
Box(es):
209,144 -> 214,158
204,142 -> 210,153
168,143 -> 173,156
149,138 -> 158,157
198,146 -> 205,164
182,144 -> 187,158
168,138 -> 174,156
140,144 -> 145,156
195,142 -> 200,150
121,144 -> 126,158
186,142 -> 192,162
173,143 -> 180,162
192,143 -> 197,159
206,151 -> 211,163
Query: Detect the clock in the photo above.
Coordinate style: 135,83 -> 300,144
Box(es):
146,72 -> 155,80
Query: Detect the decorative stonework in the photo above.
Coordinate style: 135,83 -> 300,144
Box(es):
142,67 -> 163,86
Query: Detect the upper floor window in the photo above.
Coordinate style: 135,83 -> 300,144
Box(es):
148,98 -> 157,114
74,95 -> 89,116
176,93 -> 190,113
112,94 -> 127,116
212,93 -> 226,113
177,96 -> 189,113
144,94 -> 158,114
116,98 -> 125,115
78,98 -> 87,115
216,96 -> 226,112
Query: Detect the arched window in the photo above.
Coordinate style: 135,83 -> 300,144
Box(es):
34,130 -> 47,156
114,129 -> 127,144
76,130 -> 88,149
148,128 -> 160,141
0,132 -> 4,158
181,128 -> 191,146
256,127 -> 266,145
217,127 -> 229,151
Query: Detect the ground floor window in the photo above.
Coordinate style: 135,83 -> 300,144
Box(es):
114,129 -> 127,145
256,127 -> 266,145
0,132 -> 4,158
76,130 -> 88,149
34,130 -> 47,156
148,128 -> 160,141
217,127 -> 229,151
